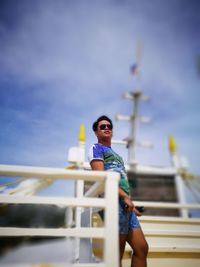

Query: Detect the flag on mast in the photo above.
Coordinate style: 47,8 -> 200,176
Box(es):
130,63 -> 139,75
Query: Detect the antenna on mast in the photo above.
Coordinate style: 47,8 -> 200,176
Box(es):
115,42 -> 152,167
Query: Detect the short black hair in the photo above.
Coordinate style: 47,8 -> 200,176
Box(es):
92,115 -> 113,132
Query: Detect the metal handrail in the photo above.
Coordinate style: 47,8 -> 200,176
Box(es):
134,201 -> 200,210
0,164 -> 120,267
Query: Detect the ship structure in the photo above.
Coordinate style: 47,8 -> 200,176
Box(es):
0,65 -> 200,267
68,67 -> 200,266
68,62 -> 200,266
115,89 -> 188,217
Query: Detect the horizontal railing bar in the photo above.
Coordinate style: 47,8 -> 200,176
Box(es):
85,181 -> 104,197
73,265 -> 105,267
73,264 -> 105,267
149,247 -> 200,254
2,264 -> 105,267
0,227 -> 105,238
0,195 -> 106,208
0,164 -> 107,182
144,229 -> 200,237
139,215 -> 200,224
140,215 -> 200,223
125,244 -> 200,253
72,264 -> 105,267
134,201 -> 200,210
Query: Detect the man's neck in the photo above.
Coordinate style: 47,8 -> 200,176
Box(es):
98,139 -> 111,147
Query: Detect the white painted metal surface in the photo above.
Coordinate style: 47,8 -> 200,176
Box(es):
0,164 -> 107,181
0,164 -> 120,267
0,195 -> 106,207
91,202 -> 200,266
2,264 -> 105,267
123,215 -> 200,267
0,227 -> 105,238
1,164 -> 200,267
104,172 -> 119,267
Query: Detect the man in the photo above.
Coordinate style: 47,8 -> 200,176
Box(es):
89,115 -> 148,267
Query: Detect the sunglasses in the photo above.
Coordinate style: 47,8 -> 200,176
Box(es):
99,124 -> 113,130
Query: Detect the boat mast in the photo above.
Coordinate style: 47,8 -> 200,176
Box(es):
129,90 -> 142,165
119,90 -> 150,166
116,44 -> 151,166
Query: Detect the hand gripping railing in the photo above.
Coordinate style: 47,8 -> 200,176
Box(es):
0,164 -> 120,267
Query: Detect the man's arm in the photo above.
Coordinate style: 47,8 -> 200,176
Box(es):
90,159 -> 141,215
119,187 -> 134,212
90,160 -> 104,171
120,188 -> 141,215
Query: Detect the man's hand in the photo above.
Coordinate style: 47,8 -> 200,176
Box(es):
123,196 -> 134,212
123,196 -> 142,216
133,207 -> 142,216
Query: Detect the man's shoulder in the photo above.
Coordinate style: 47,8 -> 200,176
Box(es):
89,143 -> 112,156
89,143 -> 101,152
88,143 -> 104,162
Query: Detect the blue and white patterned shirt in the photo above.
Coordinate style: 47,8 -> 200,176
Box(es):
89,143 -> 130,194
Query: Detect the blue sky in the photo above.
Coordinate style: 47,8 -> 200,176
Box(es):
0,0 -> 200,196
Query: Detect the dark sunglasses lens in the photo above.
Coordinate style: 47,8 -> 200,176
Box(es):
100,124 -> 112,130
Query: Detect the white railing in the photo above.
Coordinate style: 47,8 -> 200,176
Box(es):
0,164 -> 120,267
133,201 -> 200,212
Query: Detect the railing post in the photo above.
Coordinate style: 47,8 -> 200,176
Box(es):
74,179 -> 84,262
104,172 -> 119,267
175,173 -> 188,217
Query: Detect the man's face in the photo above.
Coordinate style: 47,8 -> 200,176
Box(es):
95,120 -> 113,140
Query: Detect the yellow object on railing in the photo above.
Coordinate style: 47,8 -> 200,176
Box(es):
79,123 -> 85,143
168,135 -> 177,154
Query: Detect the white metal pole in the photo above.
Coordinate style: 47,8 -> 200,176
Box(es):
74,126 -> 86,262
104,172 -> 119,267
171,154 -> 188,217
128,91 -> 141,166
